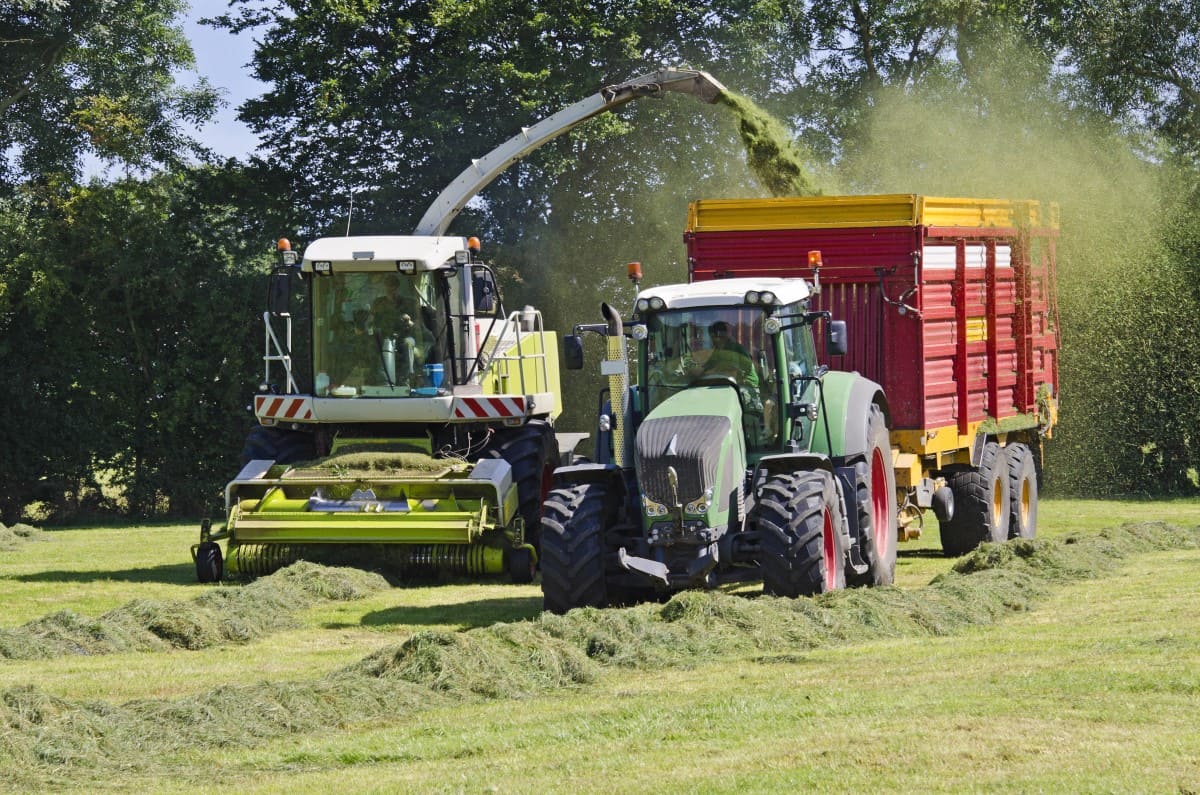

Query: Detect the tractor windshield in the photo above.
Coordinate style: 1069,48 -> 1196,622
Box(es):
642,306 -> 779,450
311,271 -> 450,397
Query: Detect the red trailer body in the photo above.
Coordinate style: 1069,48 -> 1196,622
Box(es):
685,195 -> 1059,472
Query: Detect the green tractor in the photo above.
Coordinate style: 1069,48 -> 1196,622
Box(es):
541,275 -> 898,612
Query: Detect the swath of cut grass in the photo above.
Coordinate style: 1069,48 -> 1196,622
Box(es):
1,521 -> 1196,789
0,561 -> 388,660
0,523 -> 45,550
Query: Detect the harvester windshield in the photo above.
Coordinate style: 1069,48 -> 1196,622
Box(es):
311,271 -> 450,397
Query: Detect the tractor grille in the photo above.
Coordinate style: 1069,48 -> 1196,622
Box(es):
636,415 -> 731,505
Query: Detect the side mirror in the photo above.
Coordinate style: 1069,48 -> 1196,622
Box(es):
473,271 -> 498,315
564,335 -> 585,370
826,319 -> 847,357
267,270 -> 291,316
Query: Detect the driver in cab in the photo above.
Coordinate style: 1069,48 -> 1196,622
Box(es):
690,320 -> 760,390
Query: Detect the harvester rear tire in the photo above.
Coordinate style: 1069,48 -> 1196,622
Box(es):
541,483 -> 609,614
196,542 -> 223,583
1005,443 -> 1038,539
758,470 -> 845,597
940,441 -> 1010,557
240,426 -> 315,467
482,421 -> 558,552
847,404 -> 897,587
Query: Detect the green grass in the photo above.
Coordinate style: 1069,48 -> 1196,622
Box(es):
1,498 -> 1199,792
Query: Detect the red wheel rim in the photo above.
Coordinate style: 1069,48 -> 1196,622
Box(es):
822,505 -> 837,591
870,447 -> 890,558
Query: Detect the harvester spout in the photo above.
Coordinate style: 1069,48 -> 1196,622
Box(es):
414,68 -> 727,236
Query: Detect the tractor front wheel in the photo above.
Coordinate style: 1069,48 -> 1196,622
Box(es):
541,482 -> 610,614
758,470 -> 845,597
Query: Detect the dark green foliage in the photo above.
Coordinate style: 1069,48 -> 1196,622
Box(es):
0,0 -> 219,189
0,171 -> 270,522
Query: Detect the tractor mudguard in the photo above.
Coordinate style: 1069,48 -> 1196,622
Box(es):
810,371 -> 888,460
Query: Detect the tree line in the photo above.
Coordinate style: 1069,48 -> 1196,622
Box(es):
2,0 -> 1199,524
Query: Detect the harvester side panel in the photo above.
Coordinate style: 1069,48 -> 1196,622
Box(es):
685,195 -> 1059,456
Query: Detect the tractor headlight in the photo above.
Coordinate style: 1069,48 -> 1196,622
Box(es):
764,316 -> 782,334
760,290 -> 776,305
642,496 -> 669,517
636,298 -> 650,312
648,296 -> 666,310
684,489 -> 714,515
631,324 -> 648,340
745,291 -> 760,304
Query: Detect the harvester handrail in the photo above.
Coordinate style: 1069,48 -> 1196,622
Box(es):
262,310 -> 300,394
478,308 -> 552,396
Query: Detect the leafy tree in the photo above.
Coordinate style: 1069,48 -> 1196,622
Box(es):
0,170 -> 271,523
0,0 -> 219,189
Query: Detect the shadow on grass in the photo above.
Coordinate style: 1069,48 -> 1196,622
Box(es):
353,594 -> 544,630
4,562 -> 195,586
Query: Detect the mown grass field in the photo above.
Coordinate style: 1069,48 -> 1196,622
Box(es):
1,498 -> 1199,792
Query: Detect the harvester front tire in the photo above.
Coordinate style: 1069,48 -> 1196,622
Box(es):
758,470 -> 845,597
541,483 -> 609,614
940,441 -> 1010,557
847,404 -> 897,587
483,421 -> 558,552
1005,443 -> 1038,539
196,542 -> 223,583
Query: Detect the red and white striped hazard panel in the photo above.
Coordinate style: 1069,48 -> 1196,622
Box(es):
254,395 -> 313,421
452,396 -> 527,419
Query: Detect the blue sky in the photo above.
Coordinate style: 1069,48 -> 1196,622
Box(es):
182,0 -> 267,160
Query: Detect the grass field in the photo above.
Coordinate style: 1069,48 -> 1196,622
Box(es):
1,498 -> 1199,792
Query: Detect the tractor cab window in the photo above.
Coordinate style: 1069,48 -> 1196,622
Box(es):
642,306 -> 779,450
311,271 -> 448,396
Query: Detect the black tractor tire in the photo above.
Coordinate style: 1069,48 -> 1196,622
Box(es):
196,541 -> 223,583
1005,442 -> 1038,539
541,483 -> 610,614
940,440 -> 1010,557
482,421 -> 558,552
758,470 -> 846,597
507,546 -> 536,584
240,425 -> 315,468
847,404 -> 898,587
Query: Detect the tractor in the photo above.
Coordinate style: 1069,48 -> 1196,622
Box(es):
541,273 -> 898,612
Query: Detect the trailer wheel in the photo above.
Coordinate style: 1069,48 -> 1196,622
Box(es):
848,405 -> 897,587
483,421 -> 558,552
940,441 -> 1010,556
541,483 -> 609,614
758,470 -> 845,597
1005,443 -> 1038,539
240,426 -> 315,467
196,542 -> 223,583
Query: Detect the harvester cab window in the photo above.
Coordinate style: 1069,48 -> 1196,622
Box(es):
311,271 -> 447,397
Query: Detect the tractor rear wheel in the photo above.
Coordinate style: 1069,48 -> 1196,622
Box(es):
847,404 -> 897,587
195,541 -> 223,583
758,470 -> 845,597
1005,443 -> 1038,539
541,482 -> 609,614
482,421 -> 558,552
940,441 -> 1010,557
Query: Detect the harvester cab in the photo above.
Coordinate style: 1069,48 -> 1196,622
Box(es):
193,67 -> 729,584
541,270 -> 899,613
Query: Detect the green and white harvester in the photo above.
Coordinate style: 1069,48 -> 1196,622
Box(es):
192,68 -> 727,582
